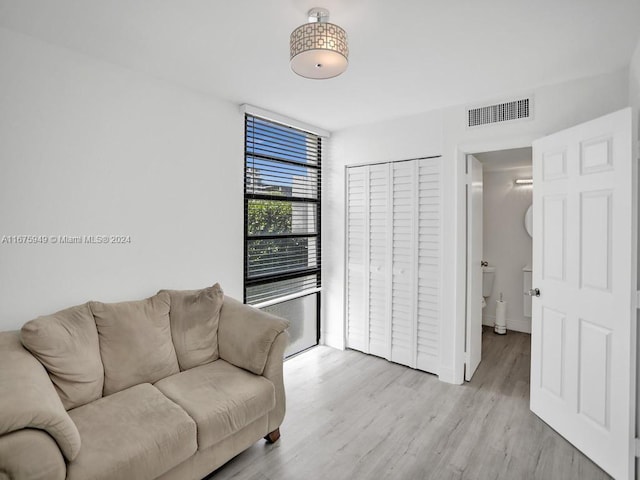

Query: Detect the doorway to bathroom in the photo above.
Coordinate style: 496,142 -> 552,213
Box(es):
464,147 -> 533,380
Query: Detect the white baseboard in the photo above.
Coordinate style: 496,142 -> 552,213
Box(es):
321,331 -> 345,350
437,365 -> 462,385
483,314 -> 531,334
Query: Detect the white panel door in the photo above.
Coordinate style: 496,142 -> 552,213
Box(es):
391,161 -> 417,367
531,108 -> 635,480
368,163 -> 391,358
346,166 -> 368,352
465,155 -> 483,381
416,157 -> 442,374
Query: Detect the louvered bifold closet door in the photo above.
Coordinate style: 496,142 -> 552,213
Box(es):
390,161 -> 417,367
346,157 -> 441,376
346,166 -> 367,351
367,164 -> 391,358
415,158 -> 442,373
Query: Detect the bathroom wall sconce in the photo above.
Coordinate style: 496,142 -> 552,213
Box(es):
514,178 -> 533,185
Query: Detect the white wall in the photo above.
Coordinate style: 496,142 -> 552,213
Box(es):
326,67 -> 629,383
629,36 -> 640,477
0,28 -> 244,330
481,165 -> 533,333
630,39 -> 640,141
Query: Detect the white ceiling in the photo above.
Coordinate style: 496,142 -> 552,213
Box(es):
1,0 -> 638,132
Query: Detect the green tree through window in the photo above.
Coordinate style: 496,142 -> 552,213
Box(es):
247,199 -> 292,235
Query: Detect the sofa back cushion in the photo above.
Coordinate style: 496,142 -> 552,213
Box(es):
90,292 -> 179,395
160,283 -> 224,371
20,303 -> 104,410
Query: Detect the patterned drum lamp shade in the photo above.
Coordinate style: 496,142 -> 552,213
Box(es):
290,8 -> 349,79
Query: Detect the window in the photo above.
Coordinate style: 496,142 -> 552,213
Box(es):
244,114 -> 321,308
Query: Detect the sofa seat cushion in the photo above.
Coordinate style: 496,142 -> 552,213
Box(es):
67,383 -> 197,480
154,360 -> 275,450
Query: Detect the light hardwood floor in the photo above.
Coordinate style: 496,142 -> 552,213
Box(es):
208,328 -> 609,480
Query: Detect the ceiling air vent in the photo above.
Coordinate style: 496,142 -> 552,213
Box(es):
467,98 -> 531,128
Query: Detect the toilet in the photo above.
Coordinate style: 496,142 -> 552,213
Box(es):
482,266 -> 495,308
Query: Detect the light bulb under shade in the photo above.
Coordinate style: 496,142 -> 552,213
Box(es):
290,21 -> 348,79
514,178 -> 533,185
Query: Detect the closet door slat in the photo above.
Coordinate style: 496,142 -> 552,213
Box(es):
368,164 -> 390,358
416,157 -> 442,373
390,161 -> 416,367
346,167 -> 367,352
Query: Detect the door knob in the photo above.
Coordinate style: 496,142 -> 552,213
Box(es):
526,288 -> 540,297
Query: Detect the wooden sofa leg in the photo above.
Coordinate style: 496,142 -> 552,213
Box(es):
264,428 -> 280,444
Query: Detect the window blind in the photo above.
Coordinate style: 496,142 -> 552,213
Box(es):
244,115 -> 322,305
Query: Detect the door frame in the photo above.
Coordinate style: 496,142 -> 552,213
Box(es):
453,134 -> 541,384
465,154 -> 484,381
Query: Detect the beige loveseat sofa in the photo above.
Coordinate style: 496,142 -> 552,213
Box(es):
0,284 -> 289,480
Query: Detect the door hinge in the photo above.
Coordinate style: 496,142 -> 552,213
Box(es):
635,437 -> 640,457
636,291 -> 640,310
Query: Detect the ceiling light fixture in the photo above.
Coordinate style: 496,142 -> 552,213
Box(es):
290,8 -> 349,80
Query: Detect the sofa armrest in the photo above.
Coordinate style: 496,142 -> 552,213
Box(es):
218,297 -> 289,375
0,429 -> 66,480
0,332 -> 81,461
262,330 -> 289,433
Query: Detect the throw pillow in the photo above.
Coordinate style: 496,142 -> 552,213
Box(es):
160,283 -> 224,371
90,292 -> 179,395
21,303 -> 104,410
